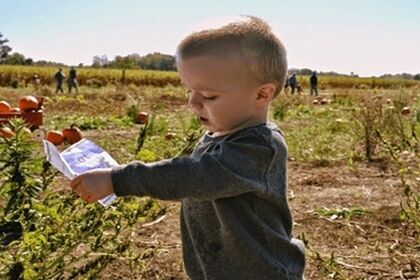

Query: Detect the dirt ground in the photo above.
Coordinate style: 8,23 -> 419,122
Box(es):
99,160 -> 419,280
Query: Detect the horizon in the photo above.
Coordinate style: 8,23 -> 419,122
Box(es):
1,0 -> 420,77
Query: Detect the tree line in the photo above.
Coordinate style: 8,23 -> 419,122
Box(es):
91,53 -> 176,71
0,33 -> 176,71
1,32 -> 419,79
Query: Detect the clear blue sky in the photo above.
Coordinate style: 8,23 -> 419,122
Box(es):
1,0 -> 419,76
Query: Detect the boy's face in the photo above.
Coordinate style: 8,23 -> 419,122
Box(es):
178,55 -> 263,134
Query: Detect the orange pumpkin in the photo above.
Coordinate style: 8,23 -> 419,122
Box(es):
19,95 -> 39,112
46,130 -> 64,145
62,126 -> 82,144
400,107 -> 411,115
135,112 -> 149,124
0,127 -> 15,138
0,101 -> 11,113
165,132 -> 177,140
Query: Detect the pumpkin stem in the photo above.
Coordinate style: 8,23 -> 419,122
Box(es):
36,96 -> 44,108
70,123 -> 78,129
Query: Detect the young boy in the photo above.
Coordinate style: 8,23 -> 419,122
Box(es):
70,16 -> 306,279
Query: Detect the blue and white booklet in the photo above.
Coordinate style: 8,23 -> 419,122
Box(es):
43,138 -> 117,206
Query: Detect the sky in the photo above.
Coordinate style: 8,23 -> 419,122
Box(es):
1,0 -> 419,77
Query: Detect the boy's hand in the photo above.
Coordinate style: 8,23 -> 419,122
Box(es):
70,168 -> 114,203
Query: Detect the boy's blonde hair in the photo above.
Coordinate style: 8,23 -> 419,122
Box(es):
176,16 -> 287,97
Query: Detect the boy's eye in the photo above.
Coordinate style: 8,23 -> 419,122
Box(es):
186,89 -> 217,101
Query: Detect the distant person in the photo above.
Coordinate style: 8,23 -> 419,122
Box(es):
54,68 -> 65,93
288,73 -> 297,95
310,71 -> 318,96
67,66 -> 79,93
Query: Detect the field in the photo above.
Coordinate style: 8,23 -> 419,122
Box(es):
0,74 -> 419,279
1,65 -> 420,89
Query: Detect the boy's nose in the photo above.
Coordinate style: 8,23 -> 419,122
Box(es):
188,92 -> 203,109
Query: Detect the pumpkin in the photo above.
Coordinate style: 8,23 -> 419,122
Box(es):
165,132 -> 177,140
0,127 -> 15,138
19,95 -> 39,111
312,99 -> 319,105
400,107 -> 411,115
320,98 -> 328,105
0,101 -> 11,113
62,125 -> 82,144
135,112 -> 149,124
46,130 -> 64,145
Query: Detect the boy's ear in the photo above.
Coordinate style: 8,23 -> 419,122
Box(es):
255,83 -> 276,104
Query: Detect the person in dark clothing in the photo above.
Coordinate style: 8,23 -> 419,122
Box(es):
54,68 -> 65,93
69,16 -> 306,280
67,67 -> 79,93
288,74 -> 297,95
310,71 -> 318,96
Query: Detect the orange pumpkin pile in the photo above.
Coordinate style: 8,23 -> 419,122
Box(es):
0,95 -> 41,114
46,125 -> 83,146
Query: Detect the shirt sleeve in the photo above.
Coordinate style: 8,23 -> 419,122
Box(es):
111,133 -> 275,201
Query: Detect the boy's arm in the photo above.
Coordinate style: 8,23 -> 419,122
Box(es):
112,136 -> 281,201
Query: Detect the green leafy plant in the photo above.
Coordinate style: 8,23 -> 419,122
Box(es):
376,130 -> 419,229
352,96 -> 384,161
315,207 -> 368,220
313,251 -> 346,279
126,104 -> 139,123
0,119 -> 165,279
272,102 -> 289,121
382,96 -> 418,150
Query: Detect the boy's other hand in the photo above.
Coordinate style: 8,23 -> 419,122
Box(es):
70,168 -> 114,203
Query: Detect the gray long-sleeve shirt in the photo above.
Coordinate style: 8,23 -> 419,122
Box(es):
112,123 -> 305,279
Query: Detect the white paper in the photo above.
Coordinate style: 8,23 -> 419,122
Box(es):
43,138 -> 117,206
